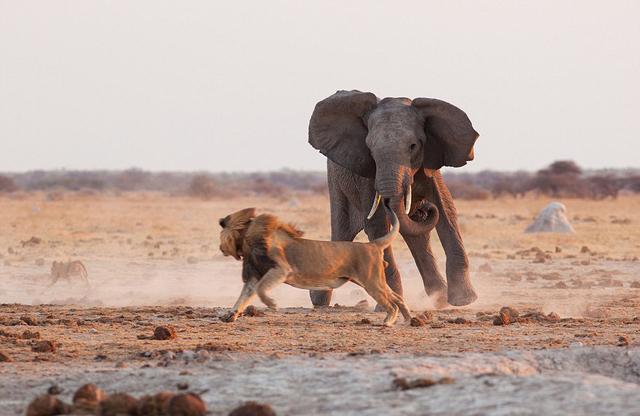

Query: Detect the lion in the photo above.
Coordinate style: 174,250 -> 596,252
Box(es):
50,260 -> 90,287
219,201 -> 412,326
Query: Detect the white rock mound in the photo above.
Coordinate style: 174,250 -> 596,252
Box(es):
525,202 -> 576,233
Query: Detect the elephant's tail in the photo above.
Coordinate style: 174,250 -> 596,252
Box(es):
371,199 -> 399,250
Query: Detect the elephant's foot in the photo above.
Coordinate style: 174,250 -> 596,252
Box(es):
447,281 -> 478,306
310,289 -> 332,308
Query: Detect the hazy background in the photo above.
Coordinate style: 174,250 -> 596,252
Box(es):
1,0 -> 639,174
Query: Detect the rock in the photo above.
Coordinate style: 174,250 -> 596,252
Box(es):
581,245 -> 591,254
478,262 -> 493,273
524,202 -> 576,233
154,326 -> 177,340
32,340 -> 56,353
452,317 -> 469,324
0,350 -> 12,362
47,385 -> 63,395
554,282 -> 569,289
21,316 -> 38,325
73,383 -> 108,405
617,336 -> 630,347
177,382 -> 189,390
630,282 -> 640,289
137,392 -> 175,416
167,393 -> 206,416
243,305 -> 260,317
393,376 -> 437,390
410,317 -> 425,327
23,330 -> 41,339
555,246 -> 562,253
25,394 -> 71,416
187,257 -> 199,264
21,236 -> 43,247
228,401 -> 276,416
354,299 -> 369,310
35,258 -> 45,266
98,392 -> 138,416
356,318 -> 371,325
493,307 -> 520,326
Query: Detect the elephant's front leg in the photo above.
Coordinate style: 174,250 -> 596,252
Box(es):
310,163 -> 365,307
402,232 -> 448,309
431,172 -> 477,306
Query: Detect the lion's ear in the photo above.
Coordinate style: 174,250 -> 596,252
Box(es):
219,216 -> 230,228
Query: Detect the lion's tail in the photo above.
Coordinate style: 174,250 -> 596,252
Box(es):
371,200 -> 399,250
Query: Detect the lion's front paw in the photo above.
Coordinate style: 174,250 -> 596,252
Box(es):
219,310 -> 237,323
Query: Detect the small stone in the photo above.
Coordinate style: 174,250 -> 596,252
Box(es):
21,316 -> 38,326
410,317 -> 425,327
177,382 -> 189,390
570,341 -> 583,348
167,393 -> 206,416
22,330 -> 41,339
47,385 -> 63,395
452,317 -> 469,324
73,383 -> 108,406
478,262 -> 493,273
228,401 -> 276,416
554,282 -> 569,289
555,246 -> 562,253
32,340 -> 56,353
438,377 -> 455,385
243,305 -> 260,317
630,282 -> 640,289
187,256 -> 199,264
581,246 -> 590,254
25,394 -> 70,416
617,336 -> 630,347
357,318 -> 371,325
547,312 -> 561,320
98,392 -> 138,416
493,307 -> 519,326
154,326 -> 177,340
115,361 -> 126,368
35,258 -> 45,266
137,392 -> 175,416
0,350 -> 12,362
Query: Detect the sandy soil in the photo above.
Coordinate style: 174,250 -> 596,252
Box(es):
1,192 -> 639,415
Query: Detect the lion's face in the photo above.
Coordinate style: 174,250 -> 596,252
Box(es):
219,208 -> 255,261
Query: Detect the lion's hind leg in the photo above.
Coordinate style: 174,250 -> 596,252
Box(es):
256,267 -> 291,311
390,291 -> 412,324
360,281 -> 398,326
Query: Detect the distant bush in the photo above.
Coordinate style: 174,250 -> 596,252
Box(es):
188,175 -> 223,199
0,175 -> 18,193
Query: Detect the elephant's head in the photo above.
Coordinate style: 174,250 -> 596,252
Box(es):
309,90 -> 478,237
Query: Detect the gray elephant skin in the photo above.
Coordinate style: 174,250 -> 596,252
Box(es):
308,90 -> 479,308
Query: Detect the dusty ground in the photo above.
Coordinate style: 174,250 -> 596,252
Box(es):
1,192 -> 639,415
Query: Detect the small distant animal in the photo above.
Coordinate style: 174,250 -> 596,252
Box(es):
219,200 -> 412,326
49,260 -> 90,287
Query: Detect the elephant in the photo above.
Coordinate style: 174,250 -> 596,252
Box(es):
307,90 -> 478,308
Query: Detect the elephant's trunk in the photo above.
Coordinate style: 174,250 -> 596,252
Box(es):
374,173 -> 439,237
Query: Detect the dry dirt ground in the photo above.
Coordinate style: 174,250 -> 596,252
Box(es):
1,192 -> 639,415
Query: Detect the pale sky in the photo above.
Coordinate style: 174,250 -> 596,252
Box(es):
1,1 -> 639,174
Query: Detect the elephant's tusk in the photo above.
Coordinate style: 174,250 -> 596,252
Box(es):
405,184 -> 412,215
367,192 -> 381,220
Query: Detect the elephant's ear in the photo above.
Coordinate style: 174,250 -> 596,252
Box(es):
412,98 -> 478,170
309,90 -> 379,178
